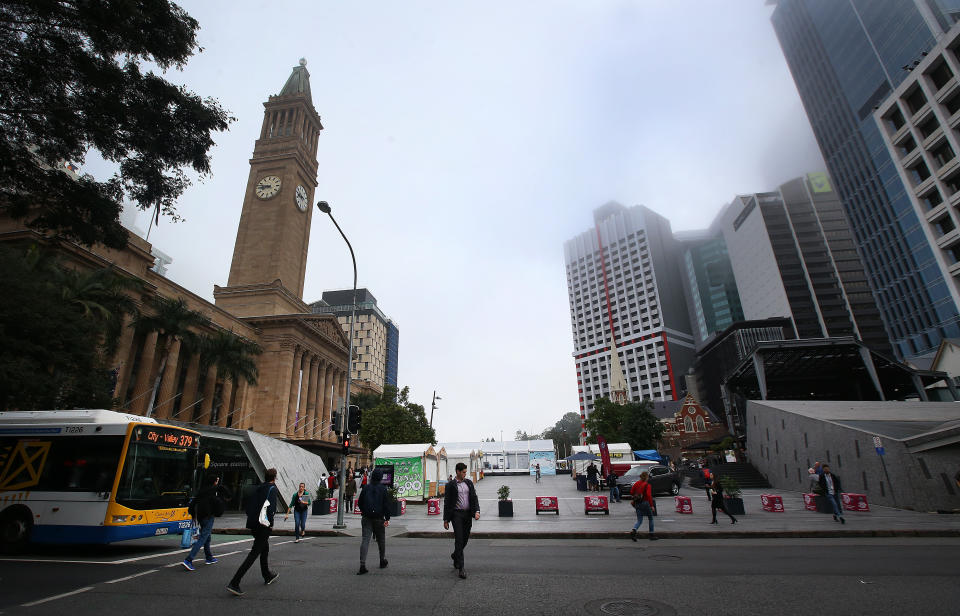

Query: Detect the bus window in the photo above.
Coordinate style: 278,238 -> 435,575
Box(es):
114,436 -> 197,510
0,435 -> 124,492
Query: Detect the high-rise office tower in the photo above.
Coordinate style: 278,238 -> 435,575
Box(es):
564,202 -> 695,439
677,229 -> 744,347
718,174 -> 893,355
310,288 -> 398,393
770,0 -> 960,358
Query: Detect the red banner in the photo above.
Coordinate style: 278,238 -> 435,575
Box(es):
597,436 -> 612,477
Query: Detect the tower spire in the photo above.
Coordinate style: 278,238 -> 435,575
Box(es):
279,58 -> 312,103
609,343 -> 629,405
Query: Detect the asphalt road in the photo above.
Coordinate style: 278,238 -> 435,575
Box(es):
1,535 -> 958,615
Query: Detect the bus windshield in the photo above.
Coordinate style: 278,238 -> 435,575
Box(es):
115,426 -> 199,510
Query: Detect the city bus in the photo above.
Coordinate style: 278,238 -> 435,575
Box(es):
0,409 -> 199,547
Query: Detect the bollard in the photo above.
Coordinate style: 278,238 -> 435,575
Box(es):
584,495 -> 609,515
761,494 -> 784,512
674,495 -> 693,514
535,496 -> 559,515
841,493 -> 870,512
427,498 -> 441,515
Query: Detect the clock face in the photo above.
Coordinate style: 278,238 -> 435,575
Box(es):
295,185 -> 308,211
255,175 -> 281,200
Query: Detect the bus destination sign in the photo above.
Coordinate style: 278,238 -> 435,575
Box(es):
133,426 -> 198,449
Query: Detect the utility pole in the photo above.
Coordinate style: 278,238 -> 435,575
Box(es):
430,390 -> 441,428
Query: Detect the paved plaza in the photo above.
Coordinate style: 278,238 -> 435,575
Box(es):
217,473 -> 960,538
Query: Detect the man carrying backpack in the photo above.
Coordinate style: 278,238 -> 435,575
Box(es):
356,468 -> 391,575
182,475 -> 231,570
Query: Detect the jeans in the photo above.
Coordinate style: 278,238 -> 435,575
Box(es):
451,510 -> 473,569
632,502 -> 654,533
293,509 -> 307,539
359,516 -> 386,565
186,516 -> 214,562
827,493 -> 843,517
230,525 -> 271,586
609,485 -> 620,502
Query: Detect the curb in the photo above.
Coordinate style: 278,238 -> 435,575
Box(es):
214,528 -> 960,539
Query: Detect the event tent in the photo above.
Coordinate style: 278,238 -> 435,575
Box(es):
372,444 -> 447,501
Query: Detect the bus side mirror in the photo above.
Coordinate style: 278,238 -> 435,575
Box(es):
204,454 -> 211,469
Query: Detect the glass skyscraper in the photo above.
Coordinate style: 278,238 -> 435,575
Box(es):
771,0 -> 960,358
679,233 -> 744,346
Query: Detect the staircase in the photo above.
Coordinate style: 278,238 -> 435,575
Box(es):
687,462 -> 771,490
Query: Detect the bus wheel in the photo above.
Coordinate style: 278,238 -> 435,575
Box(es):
0,506 -> 32,552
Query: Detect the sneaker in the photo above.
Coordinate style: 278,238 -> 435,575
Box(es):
294,538 -> 300,543
840,517 -> 845,524
357,565 -> 368,575
265,571 -> 279,585
630,528 -> 637,542
204,557 -> 219,565
226,584 -> 243,596
379,559 -> 388,569
833,514 -> 838,521
181,559 -> 195,571
648,533 -> 658,541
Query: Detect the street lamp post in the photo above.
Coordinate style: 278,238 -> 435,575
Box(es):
429,390 -> 441,428
316,200 -> 356,530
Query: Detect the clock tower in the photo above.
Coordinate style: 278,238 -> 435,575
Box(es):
215,59 -> 323,317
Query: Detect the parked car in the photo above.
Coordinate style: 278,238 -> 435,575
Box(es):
616,464 -> 681,496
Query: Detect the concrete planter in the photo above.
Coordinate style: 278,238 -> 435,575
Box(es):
498,500 -> 514,517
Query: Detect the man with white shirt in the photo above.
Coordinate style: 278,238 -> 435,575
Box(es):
818,464 -> 845,524
443,462 -> 480,579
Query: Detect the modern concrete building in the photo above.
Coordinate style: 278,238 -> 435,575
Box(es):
564,202 -> 695,441
875,21 -> 960,341
770,0 -> 960,359
677,229 -> 744,347
746,400 -> 960,512
718,174 -> 892,356
310,288 -> 398,394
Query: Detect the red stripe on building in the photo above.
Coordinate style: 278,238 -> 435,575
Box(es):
661,331 -> 678,401
595,225 -> 618,347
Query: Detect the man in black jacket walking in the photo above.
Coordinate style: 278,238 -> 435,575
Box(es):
357,468 -> 391,574
182,475 -> 231,570
818,464 -> 845,524
227,468 -> 279,596
443,462 -> 480,579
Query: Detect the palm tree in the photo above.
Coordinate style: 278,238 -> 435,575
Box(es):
54,265 -> 142,355
198,328 -> 261,425
132,296 -> 209,417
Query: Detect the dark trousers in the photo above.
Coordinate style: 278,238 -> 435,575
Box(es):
230,525 -> 271,586
360,516 -> 386,565
711,498 -> 735,522
451,510 -> 473,569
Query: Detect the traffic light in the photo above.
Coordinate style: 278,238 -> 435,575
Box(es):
347,404 -> 361,434
342,436 -> 350,454
331,409 -> 342,435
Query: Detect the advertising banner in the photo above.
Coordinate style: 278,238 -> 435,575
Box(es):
529,450 -> 556,476
374,456 -> 424,499
597,436 -> 612,478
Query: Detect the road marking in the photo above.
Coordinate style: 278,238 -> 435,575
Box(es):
21,586 -> 93,607
0,537 -> 255,566
105,569 -> 159,584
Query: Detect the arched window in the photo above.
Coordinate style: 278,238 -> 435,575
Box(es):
684,416 -> 694,433
696,416 -> 706,432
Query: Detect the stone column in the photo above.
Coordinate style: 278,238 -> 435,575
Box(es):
218,378 -> 235,427
304,355 -> 319,439
311,359 -> 327,439
129,330 -> 159,414
178,354 -> 201,421
295,352 -> 311,438
264,344 -> 296,436
198,363 -> 219,425
284,347 -> 304,438
232,379 -> 249,428
153,337 -> 182,420
321,364 -> 335,440
110,313 -> 137,401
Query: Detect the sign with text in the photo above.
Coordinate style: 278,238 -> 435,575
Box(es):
374,456 -> 424,499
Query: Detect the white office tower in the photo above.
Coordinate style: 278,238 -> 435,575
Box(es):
563,202 -> 695,443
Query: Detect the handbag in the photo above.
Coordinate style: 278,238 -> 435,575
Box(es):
258,497 -> 270,526
180,523 -> 194,548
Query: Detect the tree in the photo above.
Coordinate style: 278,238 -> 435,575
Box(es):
0,1 -> 233,248
541,411 -> 582,456
358,385 -> 436,453
0,242 -> 130,410
584,398 -> 665,450
514,430 -> 537,441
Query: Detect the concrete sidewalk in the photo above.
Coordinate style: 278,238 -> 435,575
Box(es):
215,474 -> 960,539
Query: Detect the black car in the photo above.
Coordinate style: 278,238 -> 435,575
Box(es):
616,464 -> 681,496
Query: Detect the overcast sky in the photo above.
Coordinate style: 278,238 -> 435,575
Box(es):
97,1 -> 825,442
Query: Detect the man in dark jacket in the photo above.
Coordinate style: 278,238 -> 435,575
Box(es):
357,468 -> 391,574
227,468 -> 279,595
182,475 -> 231,570
443,462 -> 480,579
818,464 -> 845,524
